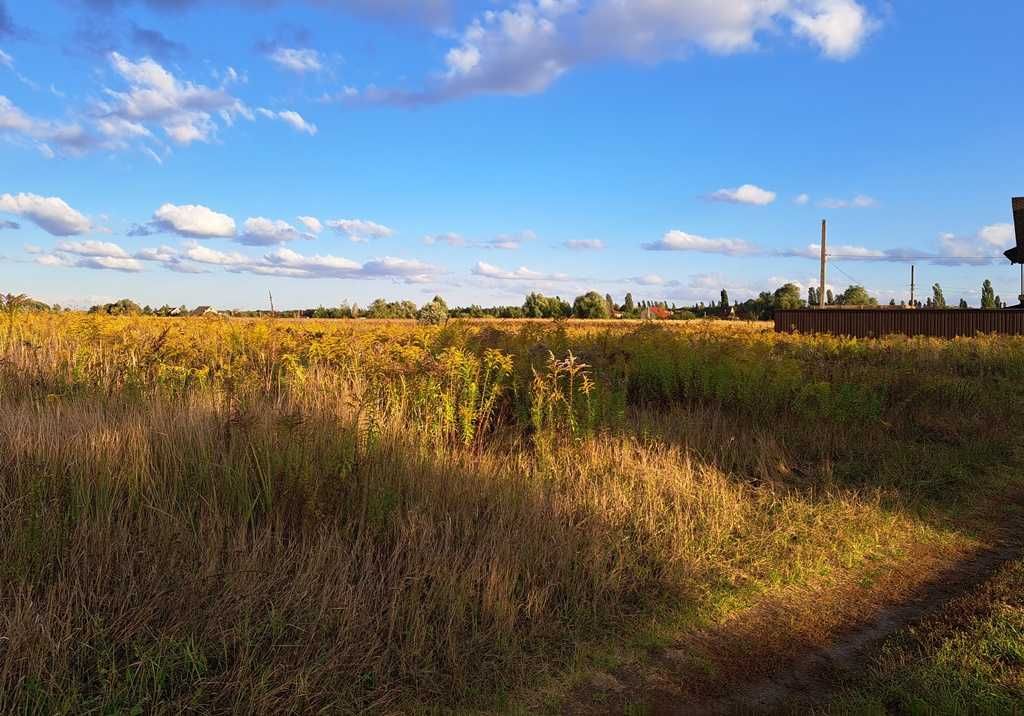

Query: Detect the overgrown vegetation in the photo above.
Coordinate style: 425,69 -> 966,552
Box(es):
1,313 -> 1022,713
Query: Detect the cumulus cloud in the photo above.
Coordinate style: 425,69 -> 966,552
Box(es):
297,216 -> 323,234
0,193 -> 92,236
819,194 -> 877,209
358,0 -> 879,105
794,193 -> 811,205
779,223 -> 1012,266
257,107 -> 318,135
326,218 -> 394,241
54,239 -> 129,257
180,241 -> 442,282
564,239 -> 605,250
149,202 -> 236,238
237,217 -> 314,245
707,184 -> 777,206
790,0 -> 878,60
97,52 -> 250,146
472,260 -> 569,282
35,238 -> 144,272
642,229 -> 759,255
133,244 -> 207,273
268,47 -> 323,73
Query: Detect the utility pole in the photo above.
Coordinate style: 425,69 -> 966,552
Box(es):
268,290 -> 275,314
909,265 -> 915,307
818,219 -> 827,308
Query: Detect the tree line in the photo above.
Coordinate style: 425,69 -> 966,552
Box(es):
8,277 -> 1015,322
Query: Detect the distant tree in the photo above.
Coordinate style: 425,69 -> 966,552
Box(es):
622,292 -> 635,315
89,298 -> 143,315
366,298 -> 417,318
837,285 -> 877,306
808,286 -> 819,306
931,283 -> 946,308
996,295 -> 1003,309
959,298 -> 969,309
889,298 -> 896,306
523,292 -> 571,318
573,291 -> 611,319
720,289 -> 730,308
826,289 -> 835,306
773,283 -> 804,310
417,295 -> 449,325
981,280 -> 997,309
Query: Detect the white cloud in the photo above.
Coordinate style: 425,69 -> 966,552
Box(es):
485,229 -> 536,250
268,48 -> 324,74
151,202 -> 236,238
708,183 -> 776,206
183,242 -> 251,266
794,193 -> 811,205
423,232 -> 466,246
133,244 -> 207,273
297,216 -> 323,234
472,260 -> 569,281
564,239 -> 605,250
422,229 -> 535,249
365,0 -> 878,104
790,0 -> 878,61
326,218 -> 395,241
35,238 -> 144,272
0,49 -> 12,68
643,229 -> 759,255
977,223 -> 1013,248
54,239 -> 128,257
101,52 -> 250,146
819,194 -> 877,209
237,217 -> 313,245
257,108 -> 318,135
181,242 -> 442,282
0,193 -> 92,236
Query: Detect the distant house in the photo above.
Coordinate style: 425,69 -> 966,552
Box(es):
190,306 -> 218,317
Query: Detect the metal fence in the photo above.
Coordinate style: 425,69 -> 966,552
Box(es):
774,308 -> 1024,338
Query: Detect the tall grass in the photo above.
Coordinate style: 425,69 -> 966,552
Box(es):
1,314 -> 1022,712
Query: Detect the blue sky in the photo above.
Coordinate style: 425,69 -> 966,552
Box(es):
2,0 -> 1024,309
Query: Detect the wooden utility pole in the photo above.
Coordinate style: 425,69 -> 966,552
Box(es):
818,220 -> 827,307
909,265 -> 915,307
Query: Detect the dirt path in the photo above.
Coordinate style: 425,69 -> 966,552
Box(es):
565,511 -> 1024,715
701,524 -> 1024,714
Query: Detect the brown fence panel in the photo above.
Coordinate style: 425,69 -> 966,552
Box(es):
774,309 -> 1024,338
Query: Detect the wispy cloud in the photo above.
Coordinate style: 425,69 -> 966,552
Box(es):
564,239 -> 605,250
819,194 -> 878,209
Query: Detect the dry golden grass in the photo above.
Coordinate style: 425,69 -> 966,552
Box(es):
1,313 -> 1022,712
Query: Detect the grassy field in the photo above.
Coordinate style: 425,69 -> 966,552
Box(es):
1,313 -> 1023,713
